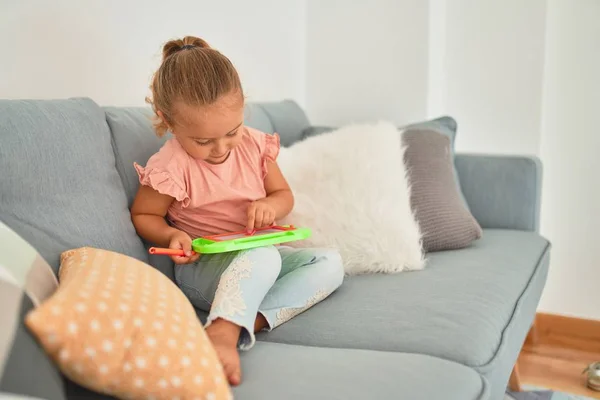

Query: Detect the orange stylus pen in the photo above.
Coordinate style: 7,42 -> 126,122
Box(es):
148,247 -> 196,257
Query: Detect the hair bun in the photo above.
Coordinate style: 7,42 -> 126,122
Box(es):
162,36 -> 210,60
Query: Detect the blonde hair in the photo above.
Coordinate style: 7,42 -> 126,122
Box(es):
147,36 -> 243,136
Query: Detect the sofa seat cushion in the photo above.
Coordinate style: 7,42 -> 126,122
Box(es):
233,342 -> 489,400
0,98 -> 147,272
64,342 -> 489,400
257,229 -> 550,369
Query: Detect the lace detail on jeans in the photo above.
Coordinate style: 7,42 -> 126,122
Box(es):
211,253 -> 254,318
274,289 -> 329,328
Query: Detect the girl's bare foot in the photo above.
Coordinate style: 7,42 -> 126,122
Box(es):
205,319 -> 242,386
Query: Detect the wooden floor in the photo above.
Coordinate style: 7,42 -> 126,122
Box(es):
518,328 -> 600,398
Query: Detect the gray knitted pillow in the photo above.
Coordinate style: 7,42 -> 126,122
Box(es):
402,128 -> 482,252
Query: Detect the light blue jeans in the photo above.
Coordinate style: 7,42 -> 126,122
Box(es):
175,246 -> 344,350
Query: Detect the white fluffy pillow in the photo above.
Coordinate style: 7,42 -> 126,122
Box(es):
278,122 -> 425,275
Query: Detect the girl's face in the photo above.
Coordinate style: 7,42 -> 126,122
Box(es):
165,93 -> 245,164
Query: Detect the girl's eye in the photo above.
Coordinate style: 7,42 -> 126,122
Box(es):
195,140 -> 211,146
226,130 -> 238,138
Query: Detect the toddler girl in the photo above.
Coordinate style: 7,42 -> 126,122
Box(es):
131,36 -> 344,386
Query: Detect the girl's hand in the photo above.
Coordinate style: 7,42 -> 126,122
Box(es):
168,230 -> 200,265
247,199 -> 276,231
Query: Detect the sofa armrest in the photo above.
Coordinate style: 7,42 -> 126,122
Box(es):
455,154 -> 543,232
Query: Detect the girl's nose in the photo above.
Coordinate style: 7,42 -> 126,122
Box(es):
214,141 -> 228,155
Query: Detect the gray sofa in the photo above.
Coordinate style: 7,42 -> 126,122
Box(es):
0,98 -> 550,400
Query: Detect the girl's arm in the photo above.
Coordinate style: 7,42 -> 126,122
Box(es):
131,186 -> 199,264
263,161 -> 294,217
131,186 -> 178,247
247,161 -> 294,230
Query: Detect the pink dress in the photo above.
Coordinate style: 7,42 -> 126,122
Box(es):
134,126 -> 280,238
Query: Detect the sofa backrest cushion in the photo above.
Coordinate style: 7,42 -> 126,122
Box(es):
104,106 -> 173,278
0,98 -> 148,272
249,100 -> 311,147
244,103 -> 275,135
104,106 -> 167,207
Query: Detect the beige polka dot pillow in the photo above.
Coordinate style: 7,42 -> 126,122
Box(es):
25,247 -> 231,400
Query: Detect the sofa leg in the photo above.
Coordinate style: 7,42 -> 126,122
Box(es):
525,318 -> 539,346
509,362 -> 522,392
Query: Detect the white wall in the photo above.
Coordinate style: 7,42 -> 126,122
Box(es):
426,0 -> 447,119
305,0 -> 429,126
305,0 -> 547,155
537,0 -> 600,320
0,0 -> 306,107
438,0 -> 547,155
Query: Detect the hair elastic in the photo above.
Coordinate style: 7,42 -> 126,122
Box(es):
181,44 -> 195,50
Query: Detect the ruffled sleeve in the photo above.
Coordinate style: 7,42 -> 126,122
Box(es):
261,133 -> 281,178
133,143 -> 190,208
